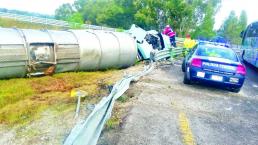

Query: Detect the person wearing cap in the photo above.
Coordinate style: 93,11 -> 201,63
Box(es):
162,25 -> 176,47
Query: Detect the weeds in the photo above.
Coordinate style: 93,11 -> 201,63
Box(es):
105,117 -> 120,130
117,95 -> 129,103
105,89 -> 131,129
105,107 -> 121,130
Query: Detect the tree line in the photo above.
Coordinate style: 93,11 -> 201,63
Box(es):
55,0 -> 221,38
55,0 -> 248,44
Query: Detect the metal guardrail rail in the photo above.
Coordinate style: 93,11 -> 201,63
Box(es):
152,49 -> 171,61
0,12 -> 116,31
151,47 -> 183,62
63,51 -> 173,145
171,47 -> 183,58
63,63 -> 154,145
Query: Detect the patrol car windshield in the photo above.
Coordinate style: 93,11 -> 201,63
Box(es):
196,45 -> 238,62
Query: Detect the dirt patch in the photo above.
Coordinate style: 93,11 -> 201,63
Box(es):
31,77 -> 73,93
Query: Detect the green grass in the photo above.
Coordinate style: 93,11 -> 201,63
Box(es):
0,78 -> 35,108
105,106 -> 121,130
0,99 -> 47,125
117,95 -> 129,103
0,70 -> 122,125
106,117 -> 120,130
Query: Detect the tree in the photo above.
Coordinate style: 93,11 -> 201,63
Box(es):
55,3 -> 74,20
96,2 -> 127,28
114,0 -> 136,28
74,0 -> 87,12
54,0 -> 221,39
191,0 -> 221,39
67,12 -> 84,29
80,0 -> 107,25
218,10 -> 248,44
165,0 -> 194,37
218,11 -> 240,44
67,12 -> 84,24
133,0 -> 164,30
238,10 -> 248,32
74,0 -> 135,29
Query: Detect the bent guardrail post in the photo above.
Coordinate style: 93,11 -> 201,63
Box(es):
71,90 -> 88,119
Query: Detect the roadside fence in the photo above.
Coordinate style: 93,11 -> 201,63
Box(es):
0,12 -> 116,31
152,47 -> 183,61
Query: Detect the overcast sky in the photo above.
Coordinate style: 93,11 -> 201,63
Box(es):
0,0 -> 257,29
0,0 -> 74,15
214,0 -> 258,29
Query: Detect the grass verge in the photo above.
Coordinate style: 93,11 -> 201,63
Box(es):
0,70 -> 121,125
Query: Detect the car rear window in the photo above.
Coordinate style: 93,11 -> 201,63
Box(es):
196,45 -> 238,61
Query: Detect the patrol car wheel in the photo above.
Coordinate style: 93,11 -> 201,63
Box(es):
183,71 -> 191,84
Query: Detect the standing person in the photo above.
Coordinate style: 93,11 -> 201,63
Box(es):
183,34 -> 196,56
162,25 -> 176,47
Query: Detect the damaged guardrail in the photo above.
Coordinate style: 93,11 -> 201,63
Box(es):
63,62 -> 154,145
151,47 -> 183,62
63,48 -> 172,145
171,47 -> 183,57
152,49 -> 171,61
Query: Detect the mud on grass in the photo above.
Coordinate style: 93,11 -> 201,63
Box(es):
0,70 -> 121,125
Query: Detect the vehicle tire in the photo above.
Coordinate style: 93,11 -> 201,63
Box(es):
231,87 -> 241,93
182,59 -> 186,72
183,71 -> 191,84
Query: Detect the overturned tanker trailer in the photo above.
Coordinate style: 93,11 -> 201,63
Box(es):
0,28 -> 137,79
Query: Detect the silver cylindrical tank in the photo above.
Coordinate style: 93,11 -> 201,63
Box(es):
48,30 -> 80,73
21,29 -> 53,43
72,30 -> 137,70
94,31 -> 121,69
0,27 -> 137,79
0,28 -> 28,79
70,30 -> 102,70
110,32 -> 137,68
